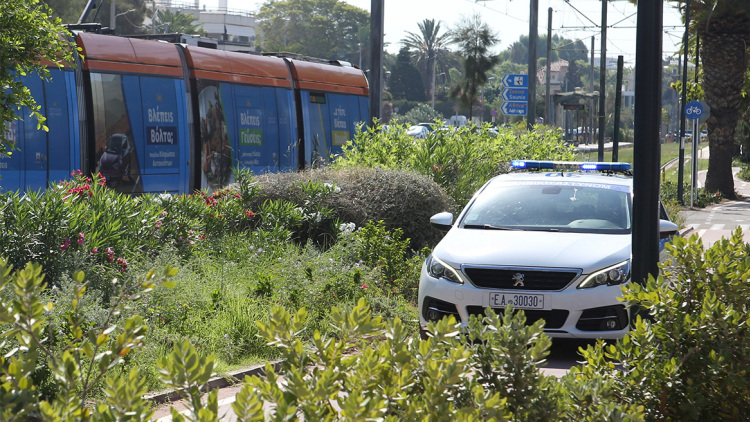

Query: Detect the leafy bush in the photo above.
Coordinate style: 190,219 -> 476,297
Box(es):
0,258 -> 178,420
737,163 -> 750,182
574,231 -> 750,421
336,122 -> 575,207
249,167 -> 455,250
233,299 -> 642,420
660,179 -> 723,209
0,171 -> 264,297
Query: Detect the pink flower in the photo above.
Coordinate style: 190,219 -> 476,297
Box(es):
60,238 -> 71,250
155,221 -> 162,228
77,233 -> 85,246
162,211 -> 168,216
106,248 -> 115,262
91,247 -> 98,255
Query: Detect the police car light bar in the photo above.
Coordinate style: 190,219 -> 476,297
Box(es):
511,160 -> 631,172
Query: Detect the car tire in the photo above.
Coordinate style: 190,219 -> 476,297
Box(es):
419,325 -> 429,340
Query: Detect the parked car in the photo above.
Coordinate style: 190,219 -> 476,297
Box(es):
98,133 -> 132,182
418,160 -> 678,340
407,125 -> 430,139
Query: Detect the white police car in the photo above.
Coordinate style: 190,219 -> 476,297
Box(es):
418,160 -> 679,339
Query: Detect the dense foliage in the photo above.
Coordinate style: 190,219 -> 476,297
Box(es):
576,231 -> 750,420
256,0 -> 368,63
336,122 -> 575,207
248,166 -> 455,250
2,164 -> 750,419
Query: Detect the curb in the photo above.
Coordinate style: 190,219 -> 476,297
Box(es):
678,227 -> 694,238
144,360 -> 283,405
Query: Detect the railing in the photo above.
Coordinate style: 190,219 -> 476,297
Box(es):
153,0 -> 256,17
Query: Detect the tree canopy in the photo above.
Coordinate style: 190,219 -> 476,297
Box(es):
153,9 -> 203,35
1,0 -> 78,154
401,19 -> 454,100
450,14 -> 499,121
257,0 -> 369,63
42,0 -> 148,35
389,47 -> 426,102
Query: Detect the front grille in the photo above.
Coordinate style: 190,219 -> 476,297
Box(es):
466,306 -> 569,329
463,267 -> 580,290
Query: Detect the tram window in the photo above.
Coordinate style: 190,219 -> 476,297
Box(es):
310,93 -> 326,104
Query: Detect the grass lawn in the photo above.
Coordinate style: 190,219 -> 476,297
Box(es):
574,140 -> 709,185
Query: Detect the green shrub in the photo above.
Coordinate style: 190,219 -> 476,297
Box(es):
0,258 -> 178,420
336,122 -> 575,207
660,179 -> 722,208
574,230 -> 750,421
737,163 -> 750,182
233,299 -> 642,420
249,167 -> 455,250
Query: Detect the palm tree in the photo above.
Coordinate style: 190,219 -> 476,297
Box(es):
401,19 -> 453,102
449,14 -> 499,121
153,9 -> 203,35
674,0 -> 750,198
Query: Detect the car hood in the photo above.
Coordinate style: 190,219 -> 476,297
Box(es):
433,228 -> 631,273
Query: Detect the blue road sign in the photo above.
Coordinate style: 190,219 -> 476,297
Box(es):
502,74 -> 528,88
501,102 -> 528,115
501,87 -> 528,102
685,100 -> 703,120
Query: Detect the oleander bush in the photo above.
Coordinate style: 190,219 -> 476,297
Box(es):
335,122 -> 575,207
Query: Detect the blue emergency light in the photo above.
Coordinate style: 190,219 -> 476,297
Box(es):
511,160 -> 631,172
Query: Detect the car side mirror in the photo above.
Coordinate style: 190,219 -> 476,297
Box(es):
430,212 -> 454,231
659,219 -> 679,239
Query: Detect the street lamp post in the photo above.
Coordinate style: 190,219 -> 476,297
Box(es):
481,77 -> 495,123
430,43 -> 442,110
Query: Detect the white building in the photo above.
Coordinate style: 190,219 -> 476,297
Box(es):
153,0 -> 259,52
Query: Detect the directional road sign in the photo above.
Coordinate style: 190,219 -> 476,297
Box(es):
501,102 -> 528,116
501,87 -> 529,102
502,74 -> 528,88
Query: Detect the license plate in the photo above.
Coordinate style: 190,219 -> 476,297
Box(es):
489,292 -> 544,310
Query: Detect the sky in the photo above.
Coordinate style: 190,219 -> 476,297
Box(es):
198,0 -> 687,65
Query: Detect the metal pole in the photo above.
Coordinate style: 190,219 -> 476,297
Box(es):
632,0 -> 663,288
678,0 -> 690,203
369,0 -> 384,125
613,55 -> 623,162
597,0 -> 607,162
431,50 -> 437,109
590,36 -> 595,145
528,0 -> 539,130
545,7 -> 552,124
691,118 -> 698,207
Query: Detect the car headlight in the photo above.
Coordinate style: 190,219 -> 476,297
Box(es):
426,255 -> 464,284
577,260 -> 631,289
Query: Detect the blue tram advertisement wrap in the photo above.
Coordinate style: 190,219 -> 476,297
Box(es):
0,32 -> 370,194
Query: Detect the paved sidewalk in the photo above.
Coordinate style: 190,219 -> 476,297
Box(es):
680,166 -> 750,248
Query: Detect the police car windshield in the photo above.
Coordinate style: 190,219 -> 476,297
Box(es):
461,182 -> 631,234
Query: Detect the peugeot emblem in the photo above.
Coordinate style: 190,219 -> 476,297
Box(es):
512,273 -> 525,287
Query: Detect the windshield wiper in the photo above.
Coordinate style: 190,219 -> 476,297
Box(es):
463,224 -> 516,230
524,227 -> 561,232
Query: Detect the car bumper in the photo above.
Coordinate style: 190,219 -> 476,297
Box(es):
418,264 -> 630,340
